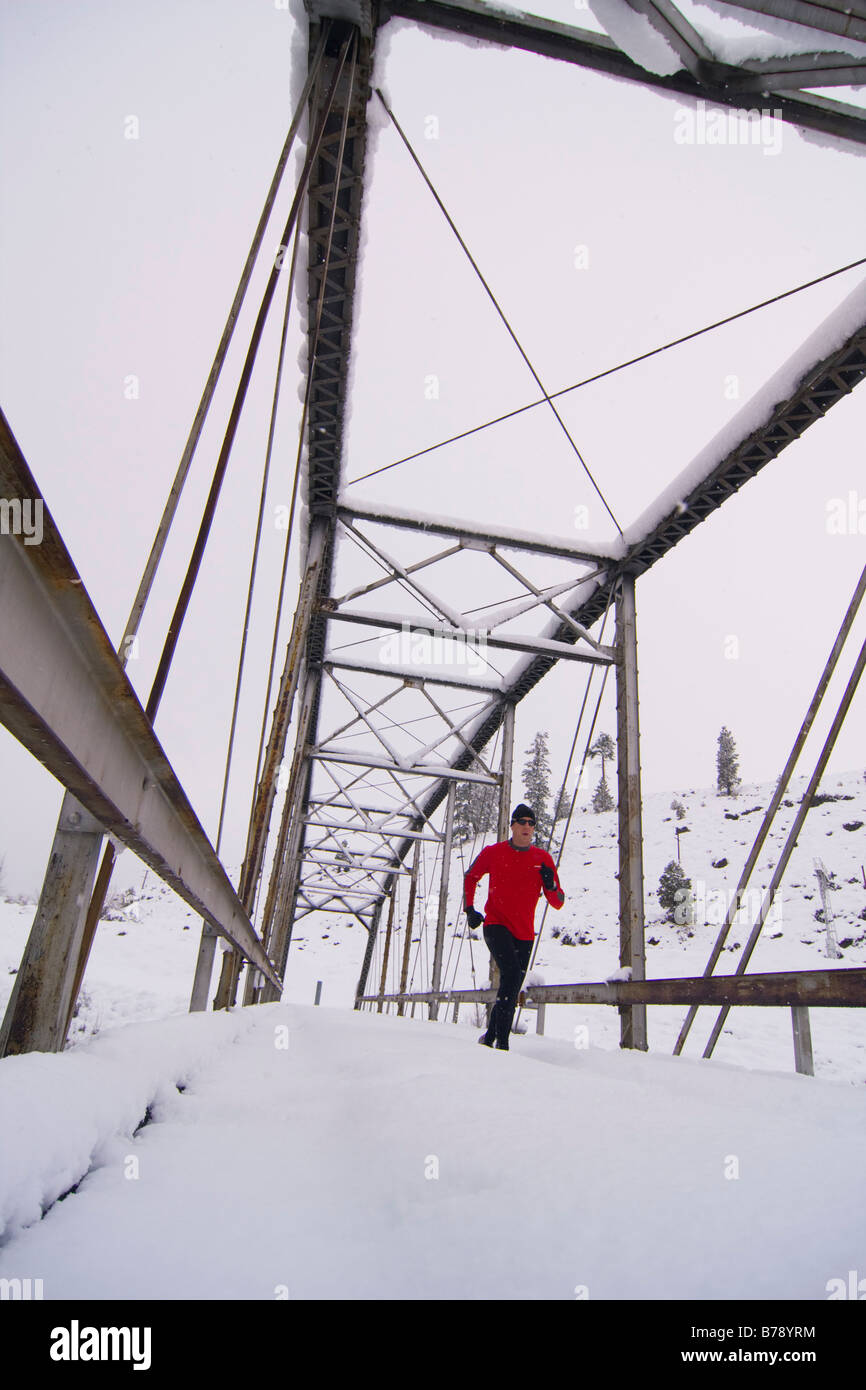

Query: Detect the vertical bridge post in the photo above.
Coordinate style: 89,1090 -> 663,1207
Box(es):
616,571 -> 647,1051
430,781 -> 456,1021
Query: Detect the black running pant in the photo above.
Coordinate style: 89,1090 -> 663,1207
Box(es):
483,924 -> 532,1049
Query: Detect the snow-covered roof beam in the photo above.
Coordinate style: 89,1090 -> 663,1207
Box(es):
725,52 -> 866,92
618,277 -> 866,571
383,0 -> 866,145
335,501 -> 615,562
718,0 -> 866,44
598,0 -> 716,77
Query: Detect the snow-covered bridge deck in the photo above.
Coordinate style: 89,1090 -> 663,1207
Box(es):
1,1003 -> 863,1300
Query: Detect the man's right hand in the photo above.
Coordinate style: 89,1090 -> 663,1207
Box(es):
465,906 -> 484,931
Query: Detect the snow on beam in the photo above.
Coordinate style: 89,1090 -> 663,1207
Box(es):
335,499 -> 616,562
726,53 -> 866,92
305,817 -> 441,840
383,0 -> 866,144
621,275 -> 866,554
619,0 -> 716,75
309,750 -> 501,783
588,0 -> 690,75
716,0 -> 866,45
322,653 -> 505,693
322,608 -> 617,664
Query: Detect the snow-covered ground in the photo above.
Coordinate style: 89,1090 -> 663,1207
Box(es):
0,769 -> 864,1299
1,999 -> 863,1300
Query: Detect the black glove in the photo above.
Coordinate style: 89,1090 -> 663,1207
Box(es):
539,863 -> 556,891
465,906 -> 484,931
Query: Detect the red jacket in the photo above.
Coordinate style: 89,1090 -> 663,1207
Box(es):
464,839 -> 565,941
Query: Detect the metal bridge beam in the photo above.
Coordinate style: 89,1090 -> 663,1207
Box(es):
383,0 -> 866,145
272,7 -> 866,1003
0,413 -> 281,1052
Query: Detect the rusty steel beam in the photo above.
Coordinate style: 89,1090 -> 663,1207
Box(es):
0,410 -> 281,1055
362,968 -> 866,1008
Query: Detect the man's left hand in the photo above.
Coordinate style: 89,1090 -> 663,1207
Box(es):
539,864 -> 556,891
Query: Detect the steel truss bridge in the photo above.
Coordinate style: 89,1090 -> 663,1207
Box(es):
2,0 -> 866,1063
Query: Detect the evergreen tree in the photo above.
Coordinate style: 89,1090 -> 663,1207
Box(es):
716,726 -> 741,797
658,860 -> 692,925
522,731 -> 552,839
591,775 -> 615,813
554,786 -> 572,822
671,798 -> 686,820
589,731 -> 616,782
453,764 -> 498,842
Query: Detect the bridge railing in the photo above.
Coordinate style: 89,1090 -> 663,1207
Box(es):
357,967 -> 866,1077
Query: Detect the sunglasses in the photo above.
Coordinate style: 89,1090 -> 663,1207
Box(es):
512,817 -> 535,826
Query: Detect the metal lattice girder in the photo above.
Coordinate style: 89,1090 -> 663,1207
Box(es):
275,6 -> 866,977
322,608 -> 616,664
0,411 -> 281,991
381,0 -> 866,145
309,751 -> 501,782
366,308 -> 866,883
305,815 -> 441,841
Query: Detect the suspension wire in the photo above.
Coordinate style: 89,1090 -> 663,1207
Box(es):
461,568 -> 608,621
374,89 -> 622,537
543,597 -> 614,862
389,877 -> 403,1010
412,833 -> 440,998
73,38 -> 355,1008
219,36 -> 360,1007
214,210 -> 302,854
533,649 -> 613,970
509,591 -> 616,1034
250,32 -> 358,797
442,725 -> 501,996
340,525 -> 450,626
147,36 -> 354,729
407,841 -> 426,996
347,252 -> 866,489
239,38 -> 362,953
324,698 -> 489,746
117,25 -> 331,660
331,673 -> 433,751
334,525 -> 511,682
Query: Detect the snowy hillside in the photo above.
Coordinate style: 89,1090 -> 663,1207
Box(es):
2,768 -> 864,1081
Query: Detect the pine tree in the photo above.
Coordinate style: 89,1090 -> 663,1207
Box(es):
554,786 -> 572,822
716,726 -> 741,797
522,731 -> 552,840
453,764 -> 498,842
658,860 -> 692,925
671,798 -> 686,820
591,775 -> 615,813
589,731 -> 616,782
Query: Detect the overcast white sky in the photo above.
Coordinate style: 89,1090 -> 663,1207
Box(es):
1,0 -> 865,899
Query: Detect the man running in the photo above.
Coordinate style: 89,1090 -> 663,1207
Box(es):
464,803 -> 565,1050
